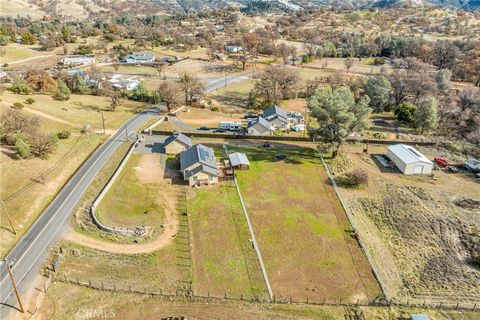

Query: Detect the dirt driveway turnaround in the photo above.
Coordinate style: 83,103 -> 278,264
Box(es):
65,154 -> 180,254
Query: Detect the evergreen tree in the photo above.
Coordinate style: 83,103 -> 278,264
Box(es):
54,79 -> 71,101
416,97 -> 438,134
15,136 -> 30,159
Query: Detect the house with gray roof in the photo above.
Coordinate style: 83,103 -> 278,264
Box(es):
247,116 -> 273,135
163,131 -> 193,155
120,51 -> 155,64
263,105 -> 290,130
179,144 -> 219,186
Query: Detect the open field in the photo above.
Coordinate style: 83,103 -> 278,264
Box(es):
188,177 -> 268,299
51,241 -> 186,294
1,92 -> 145,131
229,143 -> 381,303
96,154 -> 166,232
208,79 -> 255,110
177,107 -> 244,127
332,144 -> 480,306
0,101 -> 105,256
98,65 -> 159,76
0,43 -> 51,63
35,282 -> 480,320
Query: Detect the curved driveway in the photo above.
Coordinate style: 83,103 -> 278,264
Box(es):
0,69 -> 255,316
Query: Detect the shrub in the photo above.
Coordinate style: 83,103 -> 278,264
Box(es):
15,136 -> 31,159
2,63 -> 8,67
56,131 -> 71,139
372,57 -> 385,66
12,102 -> 24,109
25,98 -> 36,105
29,134 -> 57,159
345,169 -> 369,186
210,106 -> 219,112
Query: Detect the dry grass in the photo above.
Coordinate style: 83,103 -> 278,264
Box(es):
336,144 -> 480,306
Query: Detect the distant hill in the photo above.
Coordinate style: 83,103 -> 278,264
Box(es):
0,0 -> 478,20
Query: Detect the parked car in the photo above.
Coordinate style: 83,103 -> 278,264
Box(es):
464,159 -> 480,173
198,127 -> 210,131
447,166 -> 458,173
434,157 -> 449,168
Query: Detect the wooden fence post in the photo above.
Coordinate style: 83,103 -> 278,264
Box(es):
473,303 -> 476,311
113,283 -> 116,291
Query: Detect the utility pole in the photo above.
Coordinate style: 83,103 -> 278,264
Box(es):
4,260 -> 24,313
1,201 -> 16,235
100,111 -> 106,135
224,72 -> 227,88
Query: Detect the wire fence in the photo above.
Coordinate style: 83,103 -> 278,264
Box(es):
44,272 -> 478,312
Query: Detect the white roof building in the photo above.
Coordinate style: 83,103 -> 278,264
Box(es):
386,144 -> 433,175
228,152 -> 250,169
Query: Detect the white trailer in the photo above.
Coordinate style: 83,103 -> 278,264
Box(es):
219,121 -> 242,131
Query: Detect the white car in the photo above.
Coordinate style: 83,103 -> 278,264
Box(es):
464,159 -> 480,173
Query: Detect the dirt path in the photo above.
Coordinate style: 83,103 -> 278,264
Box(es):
24,107 -> 76,126
65,207 -> 178,254
64,154 -> 180,254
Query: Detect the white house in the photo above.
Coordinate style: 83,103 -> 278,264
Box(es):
247,116 -> 273,135
120,52 -> 155,64
386,144 -> 433,175
109,75 -> 140,91
59,55 -> 95,66
225,45 -> 243,53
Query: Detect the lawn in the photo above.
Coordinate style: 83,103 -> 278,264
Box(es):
230,143 -> 381,303
96,154 -> 166,232
177,107 -> 244,128
188,177 -> 268,300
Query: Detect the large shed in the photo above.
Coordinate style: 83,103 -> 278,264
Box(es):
386,144 -> 433,175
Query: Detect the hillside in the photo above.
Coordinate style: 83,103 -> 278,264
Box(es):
0,0 -> 478,20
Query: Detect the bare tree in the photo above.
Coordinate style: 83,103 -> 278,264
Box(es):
344,57 -> 354,74
158,81 -> 181,111
254,66 -> 299,104
178,74 -> 205,105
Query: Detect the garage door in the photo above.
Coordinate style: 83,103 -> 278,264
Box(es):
413,165 -> 423,174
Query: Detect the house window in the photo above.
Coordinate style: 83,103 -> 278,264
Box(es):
208,175 -> 214,182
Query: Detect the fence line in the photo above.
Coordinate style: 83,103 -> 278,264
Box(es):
224,144 -> 274,301
151,129 -> 437,146
317,151 -> 392,301
45,273 -> 478,312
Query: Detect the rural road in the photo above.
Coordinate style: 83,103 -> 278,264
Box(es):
0,70 -> 255,317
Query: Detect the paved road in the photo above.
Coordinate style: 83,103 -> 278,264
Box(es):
0,70 -> 255,317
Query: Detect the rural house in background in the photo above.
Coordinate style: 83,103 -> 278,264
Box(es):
180,144 -> 219,186
387,144 -> 434,175
163,131 -> 193,155
263,105 -> 290,130
247,116 -> 273,135
224,45 -> 243,53
58,55 -> 95,67
120,51 -> 155,64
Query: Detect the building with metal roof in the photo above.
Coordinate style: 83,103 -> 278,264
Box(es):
411,314 -> 429,320
247,116 -> 273,135
387,144 -> 433,175
120,51 -> 155,64
228,152 -> 250,170
180,144 -> 219,186
163,131 -> 193,154
263,105 -> 289,129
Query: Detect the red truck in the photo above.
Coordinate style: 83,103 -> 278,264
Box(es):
434,157 -> 449,168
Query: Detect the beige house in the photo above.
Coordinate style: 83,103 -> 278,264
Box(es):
163,131 -> 193,155
180,144 -> 219,186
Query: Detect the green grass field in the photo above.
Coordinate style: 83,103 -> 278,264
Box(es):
188,178 -> 268,300
1,44 -> 49,63
98,65 -> 159,76
96,154 -> 165,230
230,143 -> 381,303
208,79 -> 255,110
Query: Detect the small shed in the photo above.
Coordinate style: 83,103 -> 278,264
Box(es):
386,144 -> 433,175
228,152 -> 250,170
